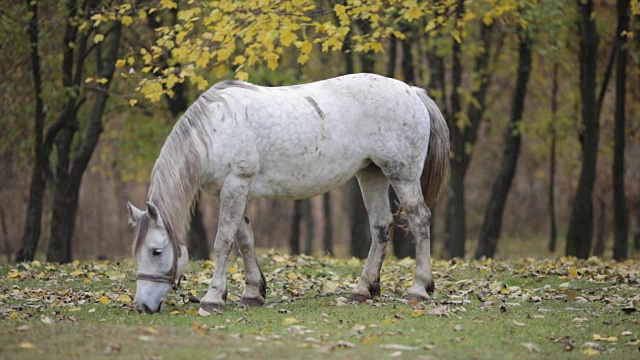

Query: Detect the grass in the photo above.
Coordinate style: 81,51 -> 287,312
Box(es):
1,253 -> 639,359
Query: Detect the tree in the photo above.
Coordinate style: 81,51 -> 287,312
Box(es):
16,0 -> 47,262
565,0 -> 600,259
47,9 -> 123,263
446,15 -> 497,258
613,0 -> 630,261
475,30 -> 532,259
548,63 -> 559,253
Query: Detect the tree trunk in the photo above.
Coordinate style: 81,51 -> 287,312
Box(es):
16,0 -> 48,263
303,199 -> 314,255
548,64 -> 559,253
613,0 -> 630,261
188,198 -> 210,260
322,192 -> 333,256
566,0 -> 599,259
634,207 -> 640,252
446,16 -> 496,259
446,0 -> 467,259
475,34 -> 532,259
47,20 -> 122,263
289,200 -> 302,255
592,197 -> 606,257
401,37 -> 414,84
348,179 -> 370,258
387,36 -> 397,78
150,4 -> 211,260
390,187 -> 415,259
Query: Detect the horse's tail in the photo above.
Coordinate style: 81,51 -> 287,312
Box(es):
413,87 -> 450,208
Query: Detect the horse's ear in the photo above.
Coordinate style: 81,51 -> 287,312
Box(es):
127,202 -> 144,227
146,201 -> 160,223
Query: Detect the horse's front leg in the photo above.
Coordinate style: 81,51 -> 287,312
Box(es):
236,215 -> 267,306
200,175 -> 251,311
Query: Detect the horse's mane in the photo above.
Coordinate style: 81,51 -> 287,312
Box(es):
132,81 -> 258,255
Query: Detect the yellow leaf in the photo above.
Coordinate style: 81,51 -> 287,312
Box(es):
19,342 -> 36,349
127,56 -> 135,65
115,59 -> 126,68
10,311 -> 18,320
362,335 -> 379,344
186,309 -> 199,315
283,317 -> 299,325
592,334 -> 617,342
96,78 -> 109,84
583,348 -> 601,356
235,71 -> 249,81
117,294 -> 132,303
121,15 -> 133,26
280,30 -> 297,47
286,272 -> 298,280
404,7 -> 424,22
99,295 -> 111,304
7,271 -> 20,278
412,310 -> 424,318
129,99 -> 138,107
568,267 -> 579,278
233,55 -> 246,66
160,0 -> 178,10
94,34 -> 105,43
85,77 -> 94,83
170,310 -> 181,315
382,319 -> 397,325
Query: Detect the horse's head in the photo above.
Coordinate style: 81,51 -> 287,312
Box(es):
126,201 -> 189,313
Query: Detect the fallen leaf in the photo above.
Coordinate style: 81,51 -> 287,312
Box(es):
19,342 -> 36,349
582,348 -> 601,356
283,317 -> 299,325
454,324 -> 464,331
335,340 -> 355,348
513,320 -> 526,327
520,343 -> 539,352
380,344 -> 419,351
592,334 -> 617,342
104,344 -> 121,355
198,308 -> 211,317
427,304 -> 450,317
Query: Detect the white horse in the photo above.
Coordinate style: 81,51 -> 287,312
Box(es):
126,73 -> 449,313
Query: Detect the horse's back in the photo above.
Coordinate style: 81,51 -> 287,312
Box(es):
208,74 -> 431,199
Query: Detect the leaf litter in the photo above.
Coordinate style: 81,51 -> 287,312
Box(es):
1,253 -> 639,358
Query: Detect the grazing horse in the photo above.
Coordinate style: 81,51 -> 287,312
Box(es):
126,73 -> 450,313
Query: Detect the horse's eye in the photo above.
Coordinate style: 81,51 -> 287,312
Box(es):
152,249 -> 163,256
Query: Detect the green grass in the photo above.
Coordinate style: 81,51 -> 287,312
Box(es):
1,254 -> 639,359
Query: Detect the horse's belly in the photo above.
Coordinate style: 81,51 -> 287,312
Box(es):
248,154 -> 368,199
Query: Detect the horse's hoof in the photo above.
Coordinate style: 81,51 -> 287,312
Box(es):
347,293 -> 371,303
200,301 -> 224,312
406,293 -> 430,303
240,297 -> 265,307
426,279 -> 435,295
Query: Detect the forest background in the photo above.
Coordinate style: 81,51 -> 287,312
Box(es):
1,0 -> 639,264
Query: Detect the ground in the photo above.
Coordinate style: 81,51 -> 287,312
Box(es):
1,252 -> 639,359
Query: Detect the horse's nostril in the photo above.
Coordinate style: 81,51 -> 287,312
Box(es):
142,304 -> 154,314
156,301 -> 163,313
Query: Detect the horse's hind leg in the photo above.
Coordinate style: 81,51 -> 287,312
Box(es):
201,175 -> 251,311
236,215 -> 267,306
390,178 -> 434,301
348,165 -> 393,303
